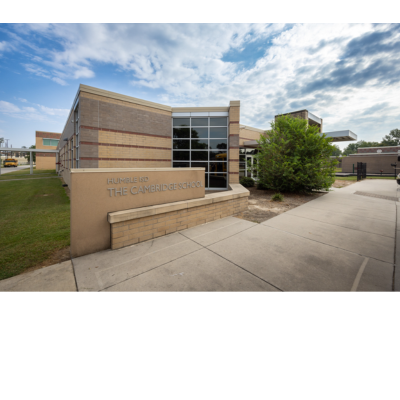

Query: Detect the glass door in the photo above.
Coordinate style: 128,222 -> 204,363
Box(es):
246,155 -> 257,179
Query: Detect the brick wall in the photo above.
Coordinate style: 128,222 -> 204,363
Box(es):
111,196 -> 248,250
229,101 -> 240,184
35,131 -> 61,170
78,92 -> 172,169
342,154 -> 398,173
239,127 -> 263,146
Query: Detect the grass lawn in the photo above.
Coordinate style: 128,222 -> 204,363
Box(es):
334,176 -> 395,181
335,168 -> 342,172
0,168 -> 57,181
0,175 -> 70,281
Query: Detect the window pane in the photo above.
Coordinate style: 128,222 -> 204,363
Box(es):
173,128 -> 190,138
210,127 -> 227,138
191,151 -> 209,161
173,118 -> 190,127
191,162 -> 208,172
173,151 -> 190,161
191,127 -> 208,139
173,139 -> 190,149
43,139 -> 51,146
191,118 -> 208,126
209,173 -> 227,188
209,139 -> 227,150
239,154 -> 245,162
210,117 -> 227,126
173,162 -> 190,168
191,139 -> 209,150
51,139 -> 59,146
209,162 -> 227,173
239,170 -> 245,177
210,151 -> 227,161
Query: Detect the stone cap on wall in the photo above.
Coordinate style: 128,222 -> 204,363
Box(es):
108,183 -> 249,224
70,168 -> 205,174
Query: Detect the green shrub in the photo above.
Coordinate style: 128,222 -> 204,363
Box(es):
257,182 -> 269,190
253,115 -> 337,192
271,192 -> 284,202
240,176 -> 255,187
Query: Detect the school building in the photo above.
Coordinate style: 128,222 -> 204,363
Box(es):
54,84 -> 356,189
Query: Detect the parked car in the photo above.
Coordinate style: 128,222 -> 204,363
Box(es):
3,158 -> 18,167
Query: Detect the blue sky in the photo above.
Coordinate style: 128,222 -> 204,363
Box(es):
0,23 -> 399,149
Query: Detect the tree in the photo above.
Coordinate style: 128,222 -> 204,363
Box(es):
25,145 -> 36,162
253,115 -> 337,192
331,144 -> 342,157
381,128 -> 400,146
342,140 -> 383,156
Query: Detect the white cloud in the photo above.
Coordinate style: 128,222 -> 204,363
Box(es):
0,101 -> 21,113
52,77 -> 68,86
17,98 -> 27,102
0,41 -> 10,52
4,23 -> 400,145
0,100 -> 69,121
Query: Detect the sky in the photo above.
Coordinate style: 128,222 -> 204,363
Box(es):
0,23 -> 399,150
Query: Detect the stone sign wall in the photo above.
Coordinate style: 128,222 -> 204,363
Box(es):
70,168 -> 205,257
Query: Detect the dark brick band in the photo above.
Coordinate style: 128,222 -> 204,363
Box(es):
36,132 -> 61,139
80,141 -> 170,151
36,153 -> 56,157
80,157 -> 171,162
80,125 -> 170,140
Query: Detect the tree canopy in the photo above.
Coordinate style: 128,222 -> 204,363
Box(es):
253,115 -> 337,192
381,129 -> 400,146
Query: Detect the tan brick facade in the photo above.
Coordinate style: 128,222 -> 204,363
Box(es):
239,126 -> 264,146
35,131 -> 61,170
111,197 -> 248,250
228,101 -> 240,184
57,85 -> 244,189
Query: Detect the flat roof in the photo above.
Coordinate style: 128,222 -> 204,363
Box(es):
324,130 -> 357,142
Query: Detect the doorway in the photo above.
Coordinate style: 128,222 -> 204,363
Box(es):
246,155 -> 257,180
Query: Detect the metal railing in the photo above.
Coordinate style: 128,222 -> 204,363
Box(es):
357,162 -> 367,181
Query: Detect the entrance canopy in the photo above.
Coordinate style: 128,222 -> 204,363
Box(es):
0,147 -> 59,175
324,130 -> 357,142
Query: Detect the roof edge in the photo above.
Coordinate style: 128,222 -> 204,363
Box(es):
79,84 -> 172,112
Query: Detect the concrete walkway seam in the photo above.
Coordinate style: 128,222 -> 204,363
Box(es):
262,224 -> 393,265
69,251 -> 79,292
297,203 -> 396,224
178,230 -> 284,292
282,212 -> 395,239
351,258 -> 369,291
98,246 -> 205,291
96,221 -> 255,291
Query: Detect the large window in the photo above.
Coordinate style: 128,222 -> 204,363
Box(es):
43,139 -> 59,146
172,117 -> 228,189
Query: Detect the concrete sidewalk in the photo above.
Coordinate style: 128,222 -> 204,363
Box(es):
1,179 -> 398,291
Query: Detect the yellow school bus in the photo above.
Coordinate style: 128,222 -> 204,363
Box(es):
4,158 -> 18,167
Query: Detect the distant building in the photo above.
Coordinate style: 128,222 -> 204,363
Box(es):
342,145 -> 400,174
35,131 -> 61,170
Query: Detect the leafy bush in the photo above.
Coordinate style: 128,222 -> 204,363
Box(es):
240,176 -> 255,187
271,193 -> 284,202
253,115 -> 337,192
257,182 -> 269,190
